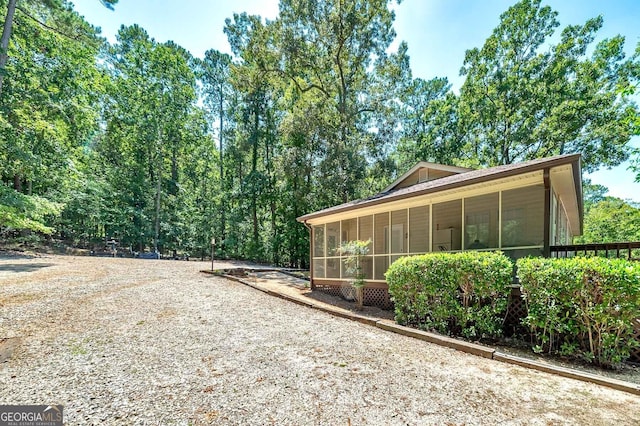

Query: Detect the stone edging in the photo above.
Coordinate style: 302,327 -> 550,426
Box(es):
201,270 -> 640,396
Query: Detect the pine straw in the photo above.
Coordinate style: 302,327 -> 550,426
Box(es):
0,255 -> 638,425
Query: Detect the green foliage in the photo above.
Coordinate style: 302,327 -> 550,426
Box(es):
517,257 -> 640,367
338,239 -> 371,310
0,0 -> 100,235
581,178 -> 608,210
575,197 -> 640,244
386,252 -> 513,339
2,0 -> 638,267
0,184 -> 62,234
338,240 -> 371,289
457,0 -> 638,172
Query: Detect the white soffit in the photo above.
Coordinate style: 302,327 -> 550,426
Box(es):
550,164 -> 581,235
306,170 -> 543,225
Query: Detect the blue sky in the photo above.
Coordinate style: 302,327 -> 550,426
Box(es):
73,0 -> 640,202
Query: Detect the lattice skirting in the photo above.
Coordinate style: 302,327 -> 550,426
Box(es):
312,282 -> 343,298
363,287 -> 393,310
504,286 -> 528,335
313,281 -> 393,310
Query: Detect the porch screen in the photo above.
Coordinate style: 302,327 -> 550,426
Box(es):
432,200 -> 462,251
409,205 -> 429,253
313,225 -> 325,257
358,215 -> 374,251
312,225 -> 326,279
359,216 -> 374,279
341,218 -> 357,244
391,209 -> 408,254
464,193 -> 499,249
326,258 -> 340,278
374,213 -> 389,254
326,221 -> 340,256
374,256 -> 388,281
501,185 -> 544,247
313,259 -> 325,278
361,256 -> 373,280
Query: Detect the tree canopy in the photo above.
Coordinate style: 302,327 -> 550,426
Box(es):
1,0 -> 639,262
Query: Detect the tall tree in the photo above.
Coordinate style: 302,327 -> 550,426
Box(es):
394,76 -> 462,171
200,49 -> 233,246
575,197 -> 640,244
457,0 -> 639,172
0,0 -> 105,233
0,0 -> 118,96
98,25 -> 200,252
224,12 -> 281,260
269,0 -> 400,204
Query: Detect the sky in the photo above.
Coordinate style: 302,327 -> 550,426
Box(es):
72,0 -> 640,202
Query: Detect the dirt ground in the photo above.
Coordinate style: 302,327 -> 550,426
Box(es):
1,254 -> 639,425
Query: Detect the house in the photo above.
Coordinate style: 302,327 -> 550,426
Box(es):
296,154 -> 583,308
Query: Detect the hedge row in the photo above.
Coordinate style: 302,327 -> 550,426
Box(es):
517,257 -> 640,366
385,251 -> 513,340
386,252 -> 640,367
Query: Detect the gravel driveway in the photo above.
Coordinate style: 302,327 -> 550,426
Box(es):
0,254 -> 638,425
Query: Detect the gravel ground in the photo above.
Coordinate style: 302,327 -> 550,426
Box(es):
0,255 -> 639,425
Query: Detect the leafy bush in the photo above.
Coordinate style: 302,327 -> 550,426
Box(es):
386,251 -> 513,339
517,257 -> 640,367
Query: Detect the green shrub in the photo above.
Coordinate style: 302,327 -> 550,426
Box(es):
517,257 -> 640,367
386,251 -> 513,339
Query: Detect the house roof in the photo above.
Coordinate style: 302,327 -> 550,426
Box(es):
297,154 -> 582,223
382,161 -> 473,192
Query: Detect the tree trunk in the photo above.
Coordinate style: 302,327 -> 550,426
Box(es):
218,89 -> 226,248
355,287 -> 364,311
251,98 -> 259,255
265,110 -> 278,265
171,144 -> 178,195
154,127 -> 163,254
13,174 -> 21,192
0,0 -> 17,97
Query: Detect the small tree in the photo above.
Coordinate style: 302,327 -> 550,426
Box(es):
338,239 -> 371,310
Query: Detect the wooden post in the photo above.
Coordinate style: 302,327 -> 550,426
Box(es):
543,169 -> 551,258
211,237 -> 216,271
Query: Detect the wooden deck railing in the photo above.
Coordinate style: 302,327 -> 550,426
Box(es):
550,242 -> 640,261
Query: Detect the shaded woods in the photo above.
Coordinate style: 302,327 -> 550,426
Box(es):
1,0 -> 639,265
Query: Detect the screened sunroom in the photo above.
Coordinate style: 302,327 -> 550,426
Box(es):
298,154 -> 583,305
